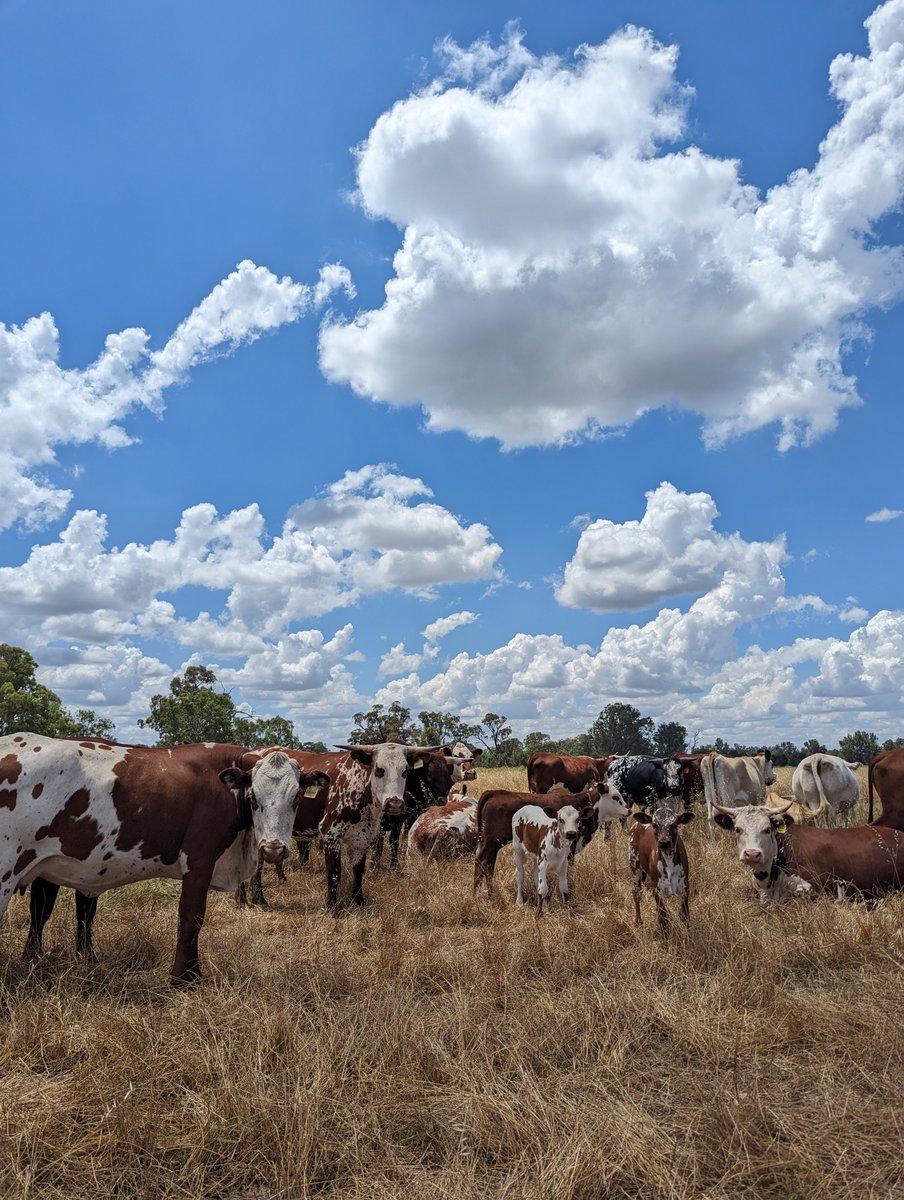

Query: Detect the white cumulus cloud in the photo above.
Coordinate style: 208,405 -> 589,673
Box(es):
320,4 -> 904,450
0,260 -> 354,532
865,506 -> 903,522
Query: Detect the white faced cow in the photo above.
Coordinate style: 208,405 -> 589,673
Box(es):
0,734 -> 319,984
791,755 -> 861,827
511,804 -> 582,915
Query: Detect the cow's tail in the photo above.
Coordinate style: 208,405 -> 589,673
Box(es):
526,757 -> 539,794
868,756 -> 878,823
806,758 -> 830,823
475,790 -> 492,837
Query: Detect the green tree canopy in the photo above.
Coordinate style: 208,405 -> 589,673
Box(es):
838,730 -> 880,763
138,666 -> 237,746
587,703 -> 654,756
348,702 -> 421,745
416,710 -> 480,747
0,643 -> 114,739
652,721 -> 688,756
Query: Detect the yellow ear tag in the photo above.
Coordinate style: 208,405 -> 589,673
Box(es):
776,823 -> 787,834
304,784 -> 322,798
410,758 -> 423,770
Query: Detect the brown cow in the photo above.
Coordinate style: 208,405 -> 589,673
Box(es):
474,783 -> 628,894
527,752 -> 613,795
715,801 -> 904,902
0,734 -> 319,984
628,807 -> 693,930
868,749 -> 904,827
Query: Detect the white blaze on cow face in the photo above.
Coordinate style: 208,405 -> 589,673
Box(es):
557,804 -> 582,844
224,751 -> 301,865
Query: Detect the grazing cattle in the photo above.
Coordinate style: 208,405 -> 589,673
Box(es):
440,741 -> 482,783
605,755 -> 684,810
674,753 -> 705,811
700,751 -> 775,834
791,755 -> 861,826
868,749 -> 904,827
512,804 -> 582,915
474,783 -> 628,895
527,753 -> 611,795
628,807 -> 693,930
714,801 -> 904,903
237,741 -> 442,907
408,797 -> 478,860
0,734 -> 315,984
375,751 -> 461,869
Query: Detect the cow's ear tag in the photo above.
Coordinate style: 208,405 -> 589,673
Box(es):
410,758 -> 423,770
776,822 -> 787,834
304,784 -> 322,798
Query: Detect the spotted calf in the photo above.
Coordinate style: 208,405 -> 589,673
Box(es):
512,804 -> 583,916
628,806 -> 693,930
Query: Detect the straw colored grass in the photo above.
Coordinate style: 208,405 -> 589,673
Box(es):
0,766 -> 900,1199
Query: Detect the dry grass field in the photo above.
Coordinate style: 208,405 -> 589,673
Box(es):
0,766 -> 902,1200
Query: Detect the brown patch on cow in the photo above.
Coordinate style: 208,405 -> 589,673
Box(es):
33,746 -> 41,752
14,848 -> 36,874
32,783 -> 43,799
0,789 -> 16,811
34,788 -> 103,861
0,754 -> 23,786
1,870 -> 10,882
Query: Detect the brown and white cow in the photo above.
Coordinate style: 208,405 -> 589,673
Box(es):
628,807 -> 693,930
407,796 -> 478,860
714,801 -> 904,903
0,734 -> 321,984
868,749 -> 904,827
474,783 -> 628,894
791,754 -> 861,827
512,803 -> 583,915
440,741 -> 482,783
375,751 -> 464,869
700,751 -> 775,835
527,752 -> 612,795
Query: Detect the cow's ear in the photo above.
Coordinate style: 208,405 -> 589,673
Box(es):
631,811 -> 652,825
348,747 -> 373,766
220,767 -> 252,791
713,812 -> 735,831
676,811 -> 694,824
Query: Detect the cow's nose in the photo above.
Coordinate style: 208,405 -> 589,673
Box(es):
383,797 -> 405,816
658,839 -> 672,850
565,830 -> 578,841
742,849 -> 762,864
259,839 -> 289,864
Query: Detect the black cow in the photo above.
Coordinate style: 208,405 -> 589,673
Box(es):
606,755 -> 684,810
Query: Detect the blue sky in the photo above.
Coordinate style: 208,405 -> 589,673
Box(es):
1,0 -> 902,747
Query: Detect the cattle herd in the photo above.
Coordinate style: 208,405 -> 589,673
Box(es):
1,730 -> 903,986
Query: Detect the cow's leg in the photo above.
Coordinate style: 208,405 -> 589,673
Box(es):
171,870 -> 213,985
513,842 -> 526,905
632,872 -> 644,926
557,855 -> 571,907
350,850 -> 368,906
275,862 -> 287,884
295,838 -> 312,865
536,853 -> 550,917
24,877 -> 60,958
474,841 -> 501,896
371,825 -> 385,868
323,844 -> 342,910
653,887 -> 669,933
250,863 -> 269,909
75,891 -> 98,959
387,817 -> 403,870
235,881 -> 248,906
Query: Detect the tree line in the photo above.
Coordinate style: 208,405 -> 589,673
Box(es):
2,643 -> 901,765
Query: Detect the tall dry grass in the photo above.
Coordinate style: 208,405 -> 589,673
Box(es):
0,766 -> 900,1199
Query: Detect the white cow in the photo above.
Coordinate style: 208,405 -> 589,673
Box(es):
791,755 -> 861,827
700,751 -> 776,836
511,804 -> 582,916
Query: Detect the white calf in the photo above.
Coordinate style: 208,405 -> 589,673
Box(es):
512,804 -> 582,916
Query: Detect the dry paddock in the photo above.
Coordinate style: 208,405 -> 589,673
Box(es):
0,766 -> 901,1200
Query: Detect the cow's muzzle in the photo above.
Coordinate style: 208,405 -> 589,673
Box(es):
259,839 -> 289,864
741,849 -> 763,865
565,830 -> 578,841
383,797 -> 405,817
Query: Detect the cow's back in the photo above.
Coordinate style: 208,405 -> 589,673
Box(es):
789,823 -> 904,895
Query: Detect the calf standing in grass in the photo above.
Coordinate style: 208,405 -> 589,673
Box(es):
628,806 -> 693,930
512,804 -> 582,915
